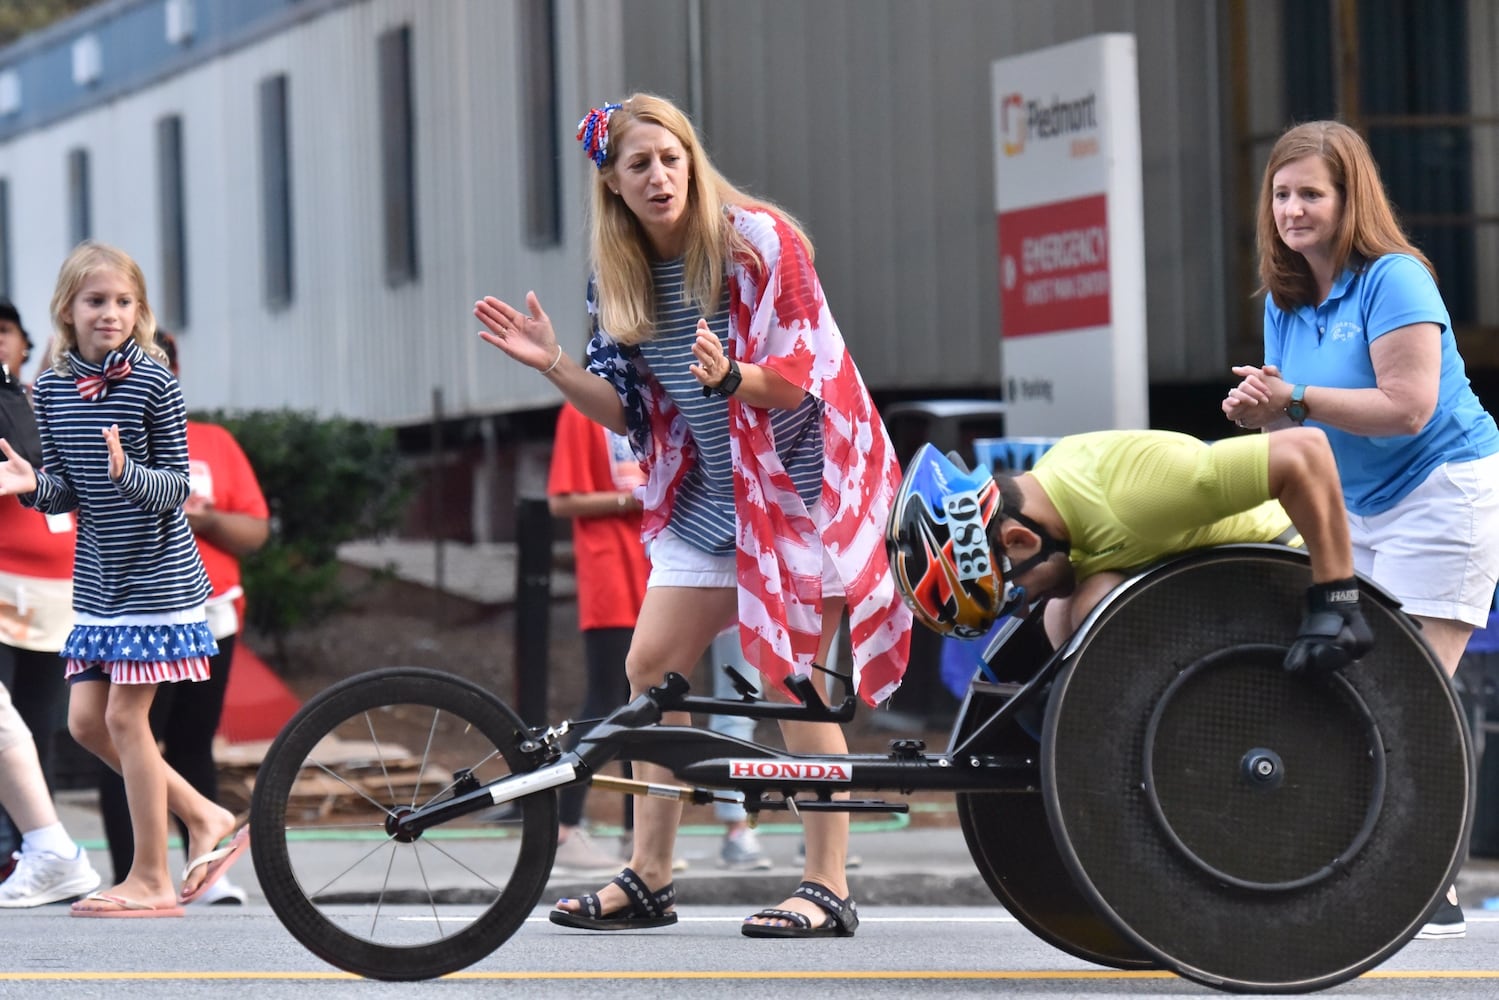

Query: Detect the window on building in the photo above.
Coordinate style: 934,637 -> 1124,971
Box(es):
1233,0 -> 1497,362
518,0 -> 559,247
259,74 -> 293,308
0,179 -> 10,299
157,114 -> 188,328
67,148 -> 89,245
378,24 -> 418,286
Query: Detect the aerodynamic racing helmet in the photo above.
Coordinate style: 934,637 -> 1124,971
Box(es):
885,444 -> 1006,639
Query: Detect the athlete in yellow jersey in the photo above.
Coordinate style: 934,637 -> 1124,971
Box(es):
888,427 -> 1373,676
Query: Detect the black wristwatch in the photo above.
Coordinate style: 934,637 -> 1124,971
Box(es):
703,357 -> 742,398
1286,384 -> 1309,424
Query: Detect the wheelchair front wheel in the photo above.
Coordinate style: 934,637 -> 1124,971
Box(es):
250,667 -> 559,980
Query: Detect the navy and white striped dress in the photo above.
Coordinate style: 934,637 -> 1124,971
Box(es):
633,257 -> 823,556
24,339 -> 216,683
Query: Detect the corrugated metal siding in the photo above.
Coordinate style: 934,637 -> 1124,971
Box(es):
675,0 -> 1227,390
0,0 -> 1231,426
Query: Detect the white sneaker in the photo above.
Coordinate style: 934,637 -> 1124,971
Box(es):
0,849 -> 102,907
553,828 -> 624,875
1415,888 -> 1466,940
719,827 -> 772,871
192,873 -> 247,905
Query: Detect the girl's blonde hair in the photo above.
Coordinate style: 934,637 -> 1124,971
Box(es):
1256,120 -> 1433,310
586,93 -> 812,345
48,240 -> 164,374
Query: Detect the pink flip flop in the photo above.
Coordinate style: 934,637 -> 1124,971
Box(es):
71,891 -> 185,918
178,824 -> 250,905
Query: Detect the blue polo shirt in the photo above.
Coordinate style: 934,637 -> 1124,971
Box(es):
1264,253 -> 1499,515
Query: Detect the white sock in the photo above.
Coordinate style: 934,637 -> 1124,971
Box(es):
20,823 -> 78,859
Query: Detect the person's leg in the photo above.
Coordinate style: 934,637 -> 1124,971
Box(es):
554,585 -> 736,918
554,628 -> 633,872
0,645 -> 19,859
68,677 -> 238,901
0,683 -> 62,837
559,628 -> 630,829
67,681 -> 177,907
1412,616 -> 1475,678
707,627 -> 770,868
159,636 -> 232,805
96,661 -> 183,882
746,598 -> 852,930
0,681 -> 99,906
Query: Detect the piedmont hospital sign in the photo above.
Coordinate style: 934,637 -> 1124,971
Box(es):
992,34 -> 1147,435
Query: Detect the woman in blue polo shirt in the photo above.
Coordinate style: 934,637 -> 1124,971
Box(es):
1222,120 -> 1499,939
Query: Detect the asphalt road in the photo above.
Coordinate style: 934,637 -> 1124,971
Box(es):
4,904 -> 1499,999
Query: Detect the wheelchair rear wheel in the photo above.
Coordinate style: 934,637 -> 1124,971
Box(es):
1041,547 -> 1470,993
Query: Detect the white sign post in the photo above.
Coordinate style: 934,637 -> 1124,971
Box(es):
992,34 -> 1147,435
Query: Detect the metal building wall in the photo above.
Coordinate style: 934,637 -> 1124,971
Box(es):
0,0 -> 1231,425
618,0 -> 1231,391
0,0 -> 622,425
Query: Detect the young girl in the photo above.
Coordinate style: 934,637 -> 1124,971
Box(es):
0,242 -> 245,916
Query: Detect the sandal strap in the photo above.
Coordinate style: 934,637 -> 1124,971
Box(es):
793,881 -> 856,930
745,907 -> 812,929
612,867 -> 675,919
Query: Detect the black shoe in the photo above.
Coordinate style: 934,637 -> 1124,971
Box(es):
1415,889 -> 1465,940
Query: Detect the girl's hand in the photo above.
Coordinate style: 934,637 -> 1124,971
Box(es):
474,291 -> 562,372
103,424 -> 125,481
0,437 -> 38,496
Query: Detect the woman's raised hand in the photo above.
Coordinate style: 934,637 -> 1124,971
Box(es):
475,291 -> 561,372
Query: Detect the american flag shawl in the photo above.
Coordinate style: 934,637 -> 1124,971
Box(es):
586,207 -> 912,705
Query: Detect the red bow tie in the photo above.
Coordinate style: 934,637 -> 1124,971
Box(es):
75,352 -> 133,401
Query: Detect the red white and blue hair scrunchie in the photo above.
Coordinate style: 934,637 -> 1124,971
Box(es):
576,102 -> 622,170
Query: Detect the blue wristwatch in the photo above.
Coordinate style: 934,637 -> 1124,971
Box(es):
1287,384 -> 1309,424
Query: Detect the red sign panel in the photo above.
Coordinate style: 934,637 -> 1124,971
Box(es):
997,193 -> 1110,338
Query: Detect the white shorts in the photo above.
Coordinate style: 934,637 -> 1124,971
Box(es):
1349,453 -> 1499,627
646,528 -> 845,596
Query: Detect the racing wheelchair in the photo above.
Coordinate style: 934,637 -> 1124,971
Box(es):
250,440 -> 1471,992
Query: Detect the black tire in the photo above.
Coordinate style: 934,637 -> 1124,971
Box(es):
958,789 -> 1156,970
1041,546 -> 1471,994
250,667 -> 559,980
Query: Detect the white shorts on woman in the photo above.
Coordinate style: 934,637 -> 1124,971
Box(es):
1348,453 -> 1499,627
646,527 -> 845,597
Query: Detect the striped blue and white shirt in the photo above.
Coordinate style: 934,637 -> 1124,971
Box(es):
24,340 -> 211,618
635,258 -> 822,555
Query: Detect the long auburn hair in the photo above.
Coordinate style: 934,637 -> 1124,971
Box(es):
48,240 -> 165,375
1256,120 -> 1434,311
587,93 -> 812,345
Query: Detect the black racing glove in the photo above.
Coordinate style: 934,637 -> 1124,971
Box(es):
1283,578 -> 1374,676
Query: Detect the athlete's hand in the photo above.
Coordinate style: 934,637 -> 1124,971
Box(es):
1284,578 -> 1374,675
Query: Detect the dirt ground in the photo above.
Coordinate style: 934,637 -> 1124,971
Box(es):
261,579 -> 962,831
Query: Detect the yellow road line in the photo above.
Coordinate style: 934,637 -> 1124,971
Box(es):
3,970 -> 1499,981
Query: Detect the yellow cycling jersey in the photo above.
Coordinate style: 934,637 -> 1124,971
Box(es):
1029,430 -> 1296,582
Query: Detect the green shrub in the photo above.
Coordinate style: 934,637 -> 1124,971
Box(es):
193,408 -> 414,661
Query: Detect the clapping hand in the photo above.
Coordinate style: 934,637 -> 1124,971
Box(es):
0,437 -> 37,497
103,424 -> 125,481
474,291 -> 561,373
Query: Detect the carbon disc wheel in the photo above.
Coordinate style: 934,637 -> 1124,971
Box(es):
250,667 -> 558,980
1041,546 -> 1471,993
